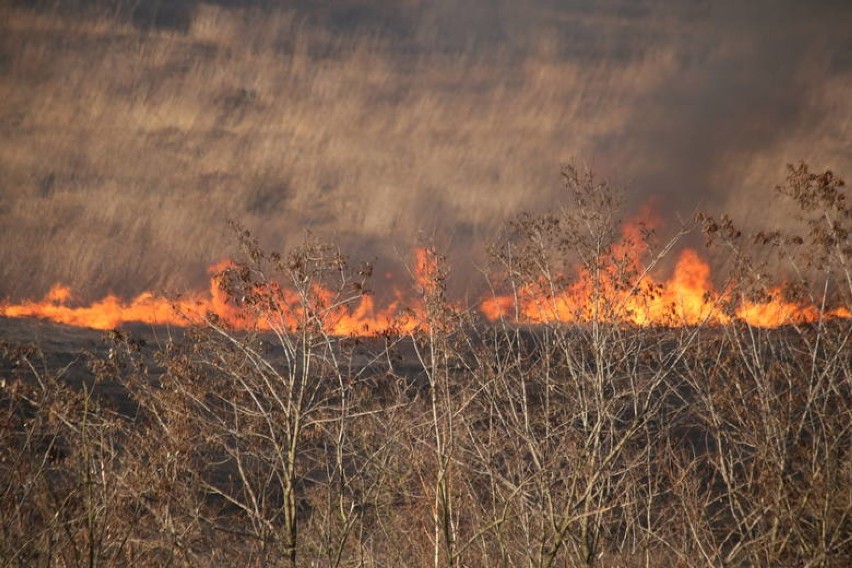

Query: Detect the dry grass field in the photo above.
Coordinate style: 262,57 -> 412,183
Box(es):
1,1 -> 850,303
0,3 -> 850,565
2,157 -> 850,566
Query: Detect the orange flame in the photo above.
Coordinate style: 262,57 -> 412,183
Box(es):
1,241 -> 848,333
0,257 -> 424,335
481,246 -> 849,329
477,207 -> 849,328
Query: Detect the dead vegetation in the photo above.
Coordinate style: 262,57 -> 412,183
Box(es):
2,1 -> 849,303
2,163 -> 849,567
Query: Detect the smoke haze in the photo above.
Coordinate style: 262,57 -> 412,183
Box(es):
1,0 -> 849,300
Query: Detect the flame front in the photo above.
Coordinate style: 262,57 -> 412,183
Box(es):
480,246 -> 849,328
2,244 -> 848,333
0,258 -> 422,334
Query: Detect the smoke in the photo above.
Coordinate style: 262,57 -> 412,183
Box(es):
0,0 -> 849,301
610,0 -> 852,217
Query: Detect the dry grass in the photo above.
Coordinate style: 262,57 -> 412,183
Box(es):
1,163 -> 848,566
0,2 -> 849,303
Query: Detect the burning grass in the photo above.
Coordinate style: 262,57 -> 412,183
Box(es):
2,242 -> 848,332
3,164 -> 849,333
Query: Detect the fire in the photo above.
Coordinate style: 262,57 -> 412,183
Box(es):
0,258 -> 421,335
1,243 -> 848,333
478,210 -> 850,329
480,245 -> 849,329
0,279 -> 223,331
